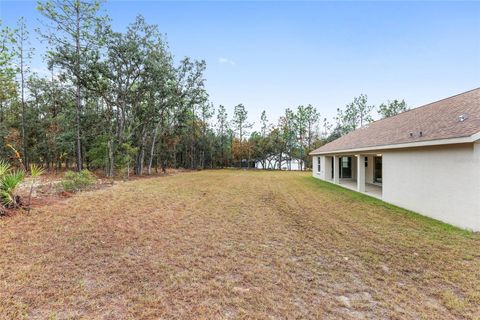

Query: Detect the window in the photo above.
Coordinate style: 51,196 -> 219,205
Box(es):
365,157 -> 368,167
317,157 -> 321,172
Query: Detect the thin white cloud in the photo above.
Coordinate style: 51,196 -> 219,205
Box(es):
218,57 -> 235,66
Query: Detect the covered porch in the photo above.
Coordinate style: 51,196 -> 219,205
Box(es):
338,179 -> 382,199
322,153 -> 383,199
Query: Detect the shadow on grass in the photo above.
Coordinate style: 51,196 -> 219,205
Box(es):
304,176 -> 475,237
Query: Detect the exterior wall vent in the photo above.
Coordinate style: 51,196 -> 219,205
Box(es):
458,113 -> 468,122
409,131 -> 424,138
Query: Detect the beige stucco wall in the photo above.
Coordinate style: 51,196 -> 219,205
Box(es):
313,155 -> 333,181
312,156 -> 322,179
383,143 -> 480,231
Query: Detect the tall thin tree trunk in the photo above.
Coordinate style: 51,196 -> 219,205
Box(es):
20,27 -> 28,169
221,134 -> 225,168
74,1 -> 83,172
173,143 -> 177,168
135,128 -> 147,175
107,139 -> 114,177
147,124 -> 160,175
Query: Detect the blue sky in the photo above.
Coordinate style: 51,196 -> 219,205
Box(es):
1,1 -> 479,129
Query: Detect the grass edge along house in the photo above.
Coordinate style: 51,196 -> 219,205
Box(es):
310,88 -> 480,231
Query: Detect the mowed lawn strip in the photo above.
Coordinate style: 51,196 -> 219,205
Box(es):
0,170 -> 479,319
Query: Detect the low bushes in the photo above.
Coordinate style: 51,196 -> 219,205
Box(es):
0,161 -> 24,209
62,170 -> 96,192
0,160 -> 45,212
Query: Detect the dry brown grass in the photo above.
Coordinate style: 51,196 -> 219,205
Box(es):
1,170 -> 479,319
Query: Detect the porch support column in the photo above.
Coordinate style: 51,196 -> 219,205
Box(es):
333,155 -> 340,184
356,154 -> 365,192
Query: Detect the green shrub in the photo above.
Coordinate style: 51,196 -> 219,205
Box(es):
0,159 -> 25,208
62,170 -> 96,192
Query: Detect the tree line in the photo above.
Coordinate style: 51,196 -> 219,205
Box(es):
0,0 -> 408,176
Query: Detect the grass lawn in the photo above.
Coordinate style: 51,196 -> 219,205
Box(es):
1,170 -> 479,319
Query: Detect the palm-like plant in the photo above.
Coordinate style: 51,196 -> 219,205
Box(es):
0,159 -> 44,212
0,160 -> 12,210
0,170 -> 25,208
0,160 -> 10,177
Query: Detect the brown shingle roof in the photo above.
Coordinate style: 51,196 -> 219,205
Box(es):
311,88 -> 480,154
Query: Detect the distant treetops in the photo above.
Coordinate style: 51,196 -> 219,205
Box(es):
0,0 -> 407,175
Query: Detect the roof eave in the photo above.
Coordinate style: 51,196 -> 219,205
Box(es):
309,132 -> 480,156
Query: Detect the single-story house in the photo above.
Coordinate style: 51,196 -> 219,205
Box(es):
310,88 -> 480,231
